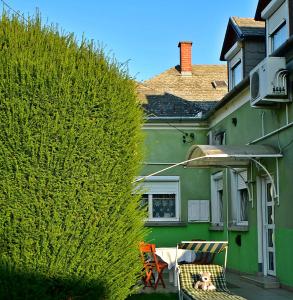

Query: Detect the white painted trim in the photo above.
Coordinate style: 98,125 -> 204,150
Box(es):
209,87 -> 250,128
224,41 -> 243,61
276,158 -> 280,206
142,123 -> 208,130
261,178 -> 268,276
261,176 -> 277,276
256,177 -> 263,267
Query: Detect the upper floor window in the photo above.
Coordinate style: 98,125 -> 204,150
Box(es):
271,20 -> 287,51
262,0 -> 289,54
225,42 -> 243,91
231,60 -> 242,88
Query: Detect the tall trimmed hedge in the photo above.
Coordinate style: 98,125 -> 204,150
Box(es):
0,13 -> 146,300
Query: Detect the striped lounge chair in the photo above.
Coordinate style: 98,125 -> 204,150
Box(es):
176,241 -> 246,300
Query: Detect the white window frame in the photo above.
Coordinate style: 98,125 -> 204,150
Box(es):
231,59 -> 242,87
224,42 -> 243,91
211,172 -> 224,226
138,176 -> 180,222
262,0 -> 289,54
230,169 -> 249,226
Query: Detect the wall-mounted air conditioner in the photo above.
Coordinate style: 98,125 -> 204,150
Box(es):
250,57 -> 289,107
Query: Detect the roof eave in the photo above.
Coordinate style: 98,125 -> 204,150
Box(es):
145,116 -> 208,123
220,18 -> 244,61
255,0 -> 271,21
204,77 -> 250,119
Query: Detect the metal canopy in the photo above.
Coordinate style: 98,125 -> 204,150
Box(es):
186,144 -> 282,167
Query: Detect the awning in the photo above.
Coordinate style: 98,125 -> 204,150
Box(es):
186,144 -> 282,167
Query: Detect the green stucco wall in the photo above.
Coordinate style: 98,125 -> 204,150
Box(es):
146,223 -> 210,247
141,126 -> 213,245
275,228 -> 293,286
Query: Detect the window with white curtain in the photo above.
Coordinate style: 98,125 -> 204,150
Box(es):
138,176 -> 180,222
211,172 -> 224,225
230,169 -> 249,226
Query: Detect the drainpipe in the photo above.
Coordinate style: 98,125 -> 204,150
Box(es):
261,111 -> 265,137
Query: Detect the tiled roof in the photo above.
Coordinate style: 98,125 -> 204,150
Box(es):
138,65 -> 227,119
231,17 -> 265,37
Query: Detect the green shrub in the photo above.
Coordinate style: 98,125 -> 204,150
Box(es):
0,13 -> 146,300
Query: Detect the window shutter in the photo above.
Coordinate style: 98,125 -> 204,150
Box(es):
237,171 -> 247,190
141,181 -> 178,194
217,178 -> 223,190
208,131 -> 213,145
188,200 -> 210,222
200,200 -> 210,221
211,172 -> 223,224
267,1 -> 287,34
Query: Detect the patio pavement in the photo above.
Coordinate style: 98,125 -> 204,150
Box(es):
140,271 -> 293,299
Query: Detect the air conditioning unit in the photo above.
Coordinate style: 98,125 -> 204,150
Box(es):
250,57 -> 289,107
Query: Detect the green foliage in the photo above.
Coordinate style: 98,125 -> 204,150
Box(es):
0,12 -> 146,300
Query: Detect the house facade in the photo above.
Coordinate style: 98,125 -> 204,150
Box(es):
203,0 -> 293,288
137,42 -> 227,246
139,0 -> 293,290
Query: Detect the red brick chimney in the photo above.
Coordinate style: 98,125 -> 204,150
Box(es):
178,41 -> 192,76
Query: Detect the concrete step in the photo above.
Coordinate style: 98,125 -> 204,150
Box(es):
241,274 -> 280,289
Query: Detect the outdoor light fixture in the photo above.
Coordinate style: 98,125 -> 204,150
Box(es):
182,133 -> 195,143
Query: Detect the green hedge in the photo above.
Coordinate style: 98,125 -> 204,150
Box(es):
0,13 -> 146,300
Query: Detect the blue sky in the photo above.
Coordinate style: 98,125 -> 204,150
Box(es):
5,0 -> 258,81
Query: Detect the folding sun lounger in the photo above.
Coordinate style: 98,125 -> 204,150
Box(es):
176,241 -> 247,300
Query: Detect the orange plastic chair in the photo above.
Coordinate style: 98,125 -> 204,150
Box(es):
139,242 -> 168,289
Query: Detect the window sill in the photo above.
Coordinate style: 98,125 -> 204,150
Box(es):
228,225 -> 249,232
144,221 -> 187,227
209,225 -> 224,231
